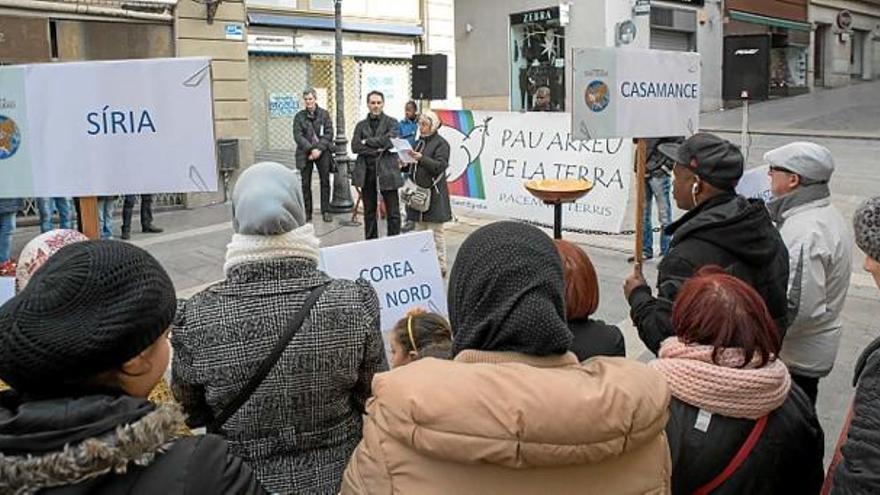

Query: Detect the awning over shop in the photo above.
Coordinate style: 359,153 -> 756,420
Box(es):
247,13 -> 423,37
728,10 -> 811,32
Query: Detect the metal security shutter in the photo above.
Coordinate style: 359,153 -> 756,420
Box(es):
249,54 -> 310,167
650,28 -> 693,52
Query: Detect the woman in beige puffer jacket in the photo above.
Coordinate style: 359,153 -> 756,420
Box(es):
341,221 -> 671,495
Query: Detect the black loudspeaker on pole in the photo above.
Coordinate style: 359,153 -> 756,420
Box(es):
411,53 -> 448,100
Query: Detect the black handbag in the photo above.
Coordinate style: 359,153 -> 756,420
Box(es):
207,283 -> 330,434
401,141 -> 441,213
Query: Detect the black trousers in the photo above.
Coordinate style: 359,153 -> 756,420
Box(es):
362,159 -> 400,240
791,373 -> 819,406
300,152 -> 331,217
122,194 -> 154,232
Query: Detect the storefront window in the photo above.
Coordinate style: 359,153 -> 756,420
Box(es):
770,45 -> 808,88
769,30 -> 809,90
509,6 -> 565,112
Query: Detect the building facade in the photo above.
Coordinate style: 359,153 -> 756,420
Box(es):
809,0 -> 880,88
0,0 -> 251,208
176,0 -> 253,206
243,0 -> 457,166
722,0 -> 812,101
651,0 -> 724,111
454,0 -> 723,113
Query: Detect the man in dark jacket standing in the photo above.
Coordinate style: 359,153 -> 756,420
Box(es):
121,194 -> 163,240
623,133 -> 790,354
351,90 -> 402,239
294,88 -> 335,223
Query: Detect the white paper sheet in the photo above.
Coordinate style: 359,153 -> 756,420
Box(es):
0,277 -> 14,306
390,137 -> 417,163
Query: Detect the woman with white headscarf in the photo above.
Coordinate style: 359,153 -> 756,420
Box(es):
404,110 -> 453,275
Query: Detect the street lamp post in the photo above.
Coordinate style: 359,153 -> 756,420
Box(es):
329,0 -> 355,213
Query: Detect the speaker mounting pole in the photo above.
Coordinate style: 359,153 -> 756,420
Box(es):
329,0 -> 356,216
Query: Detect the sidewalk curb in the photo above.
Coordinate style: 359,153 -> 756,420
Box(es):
701,127 -> 880,141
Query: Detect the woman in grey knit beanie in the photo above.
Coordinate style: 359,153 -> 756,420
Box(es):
825,195 -> 880,493
853,196 -> 880,288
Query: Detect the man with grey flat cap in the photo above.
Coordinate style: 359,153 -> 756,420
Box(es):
623,133 -> 790,354
766,142 -> 852,406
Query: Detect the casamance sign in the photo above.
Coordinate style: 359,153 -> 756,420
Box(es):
572,47 -> 701,140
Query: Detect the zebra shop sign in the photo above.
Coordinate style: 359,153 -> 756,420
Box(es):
434,110 -> 634,234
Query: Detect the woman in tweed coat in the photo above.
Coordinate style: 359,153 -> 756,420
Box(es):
171,162 -> 388,494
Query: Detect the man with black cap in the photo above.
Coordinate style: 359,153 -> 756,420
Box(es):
624,133 -> 790,354
766,142 -> 852,405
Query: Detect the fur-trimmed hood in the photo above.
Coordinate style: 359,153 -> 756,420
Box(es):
0,393 -> 187,495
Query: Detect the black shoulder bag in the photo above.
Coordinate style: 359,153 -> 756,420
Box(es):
207,283 -> 331,434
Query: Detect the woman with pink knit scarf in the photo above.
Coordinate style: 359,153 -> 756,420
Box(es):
651,266 -> 824,495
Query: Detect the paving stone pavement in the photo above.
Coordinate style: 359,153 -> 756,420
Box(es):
701,79 -> 880,139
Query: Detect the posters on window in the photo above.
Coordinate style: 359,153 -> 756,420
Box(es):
509,6 -> 566,112
359,62 -> 410,121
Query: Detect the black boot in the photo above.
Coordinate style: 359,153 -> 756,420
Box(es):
142,225 -> 164,234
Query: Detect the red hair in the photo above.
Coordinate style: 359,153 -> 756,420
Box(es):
672,266 -> 780,367
554,240 -> 599,320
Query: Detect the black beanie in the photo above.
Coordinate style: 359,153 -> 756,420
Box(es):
0,241 -> 176,395
448,221 -> 572,357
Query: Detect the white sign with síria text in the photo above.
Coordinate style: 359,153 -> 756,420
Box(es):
0,57 -> 217,198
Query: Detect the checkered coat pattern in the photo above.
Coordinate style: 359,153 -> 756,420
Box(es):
171,258 -> 388,495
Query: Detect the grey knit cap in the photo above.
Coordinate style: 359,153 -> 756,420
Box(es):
854,196 -> 880,262
232,162 -> 306,235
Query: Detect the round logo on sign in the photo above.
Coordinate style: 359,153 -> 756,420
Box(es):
0,115 -> 21,160
584,80 -> 610,112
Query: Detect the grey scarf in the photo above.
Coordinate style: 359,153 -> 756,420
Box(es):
767,182 -> 831,226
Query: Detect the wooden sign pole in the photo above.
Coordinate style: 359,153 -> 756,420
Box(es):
633,139 -> 648,268
78,196 -> 101,240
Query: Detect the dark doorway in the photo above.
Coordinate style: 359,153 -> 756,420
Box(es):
814,24 -> 825,86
